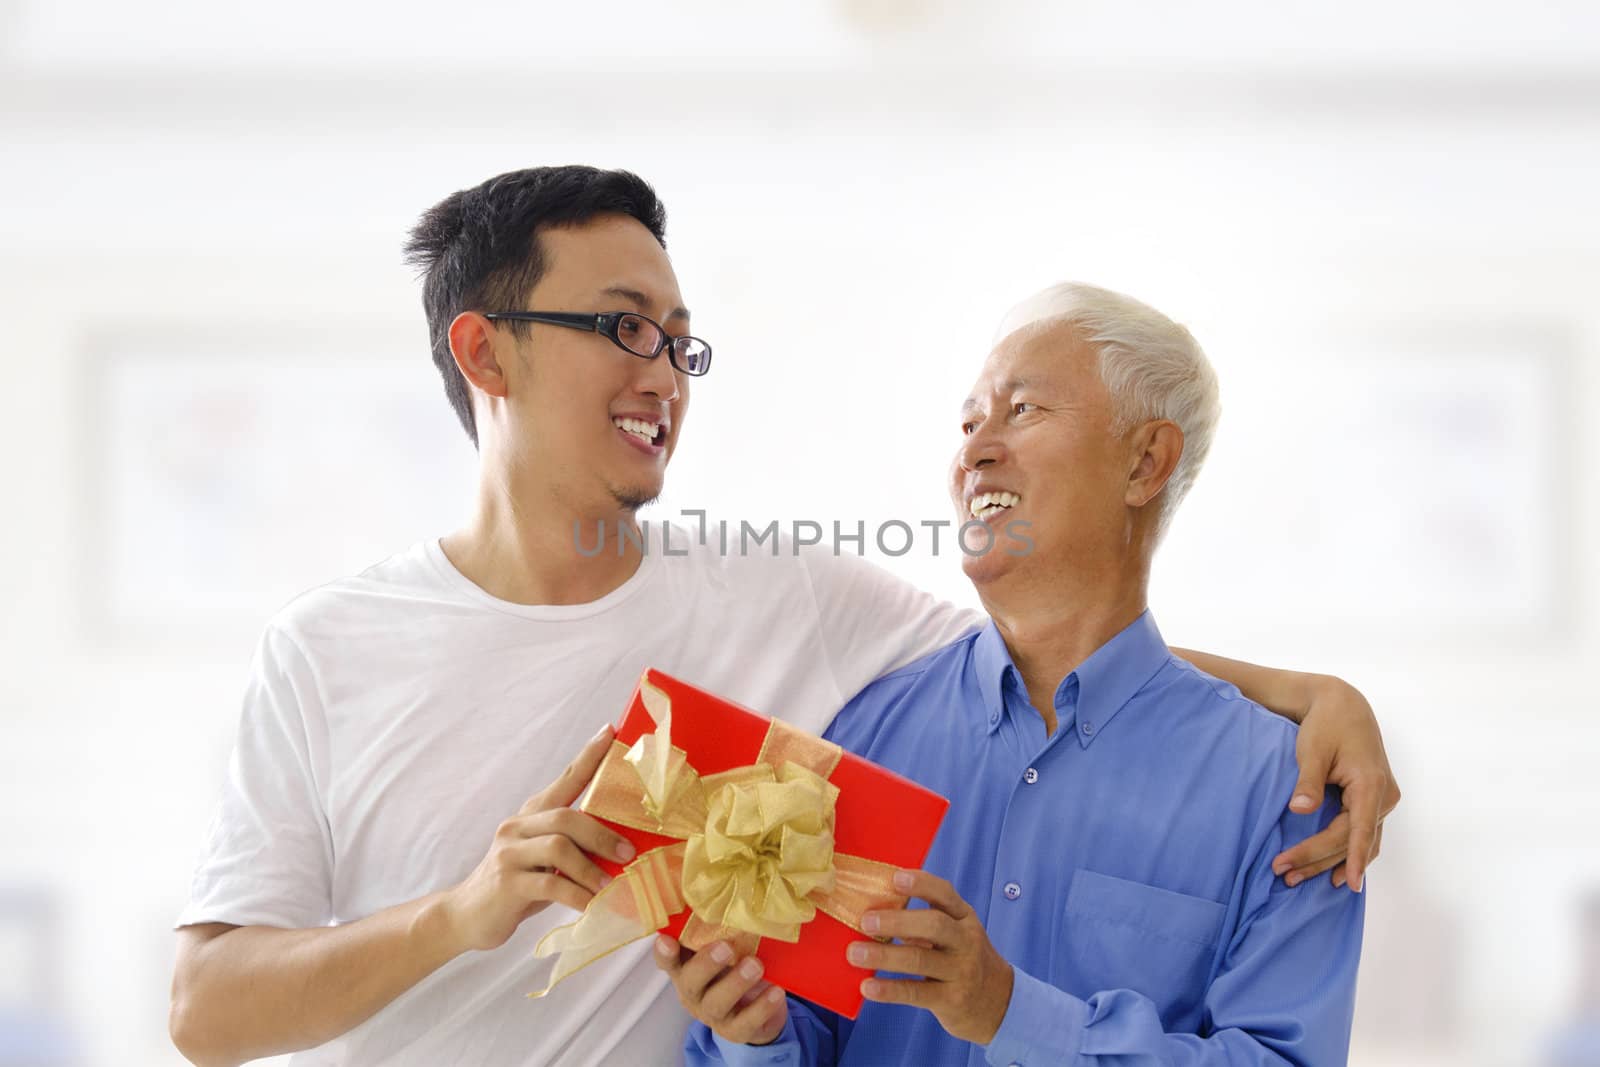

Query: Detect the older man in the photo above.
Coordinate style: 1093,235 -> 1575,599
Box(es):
670,283 -> 1366,1066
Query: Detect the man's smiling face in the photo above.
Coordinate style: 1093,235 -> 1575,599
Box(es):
949,320 -> 1130,589
493,213 -> 694,515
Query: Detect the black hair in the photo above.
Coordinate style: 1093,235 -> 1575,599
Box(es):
402,166 -> 668,447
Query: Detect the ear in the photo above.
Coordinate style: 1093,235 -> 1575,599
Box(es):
1124,420 -> 1184,510
447,311 -> 511,400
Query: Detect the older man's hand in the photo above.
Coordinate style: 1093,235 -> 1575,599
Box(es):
853,870 -> 1015,1045
654,935 -> 789,1047
1271,675 -> 1402,893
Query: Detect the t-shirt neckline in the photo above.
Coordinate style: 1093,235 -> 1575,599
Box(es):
421,535 -> 664,621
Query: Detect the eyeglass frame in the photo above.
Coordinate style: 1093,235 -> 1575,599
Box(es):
481,310 -> 713,376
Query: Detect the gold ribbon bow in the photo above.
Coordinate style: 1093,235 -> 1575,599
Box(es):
529,680 -> 904,996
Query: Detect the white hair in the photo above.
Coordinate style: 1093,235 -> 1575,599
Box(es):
994,282 -> 1221,539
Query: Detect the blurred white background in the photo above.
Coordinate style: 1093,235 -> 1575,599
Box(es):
3,1 -> 1599,1064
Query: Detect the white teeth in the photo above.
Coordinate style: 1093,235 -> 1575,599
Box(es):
968,491 -> 1020,518
613,417 -> 661,444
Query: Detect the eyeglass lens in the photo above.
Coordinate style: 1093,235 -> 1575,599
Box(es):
614,314 -> 710,375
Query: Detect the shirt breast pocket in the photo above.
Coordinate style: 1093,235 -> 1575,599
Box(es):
1061,868 -> 1226,1025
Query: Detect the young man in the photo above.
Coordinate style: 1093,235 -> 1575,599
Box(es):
169,169 -> 1396,1066
671,284 -> 1365,1065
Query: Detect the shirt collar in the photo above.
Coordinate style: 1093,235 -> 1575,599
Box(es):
974,621 -> 1017,734
973,610 -> 1172,747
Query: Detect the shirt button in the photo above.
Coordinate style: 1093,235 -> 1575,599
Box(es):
1003,881 -> 1022,901
1022,767 -> 1039,785
1081,721 -> 1094,735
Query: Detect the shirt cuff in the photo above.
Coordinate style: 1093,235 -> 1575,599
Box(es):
985,966 -> 1089,1067
713,1016 -> 803,1067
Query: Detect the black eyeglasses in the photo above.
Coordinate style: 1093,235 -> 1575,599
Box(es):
483,310 -> 713,376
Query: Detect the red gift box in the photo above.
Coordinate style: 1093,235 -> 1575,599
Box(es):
591,668 -> 949,1019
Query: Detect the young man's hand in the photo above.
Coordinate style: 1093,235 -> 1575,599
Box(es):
442,725 -> 637,953
654,935 -> 790,1046
854,869 -> 1015,1045
1271,676 -> 1401,893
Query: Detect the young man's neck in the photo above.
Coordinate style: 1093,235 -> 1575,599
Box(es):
978,554 -> 1152,737
441,474 -> 646,607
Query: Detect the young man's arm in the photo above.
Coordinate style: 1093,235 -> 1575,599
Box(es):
171,902 -> 458,1067
1170,648 -> 1322,724
170,727 -> 633,1067
1172,648 -> 1400,892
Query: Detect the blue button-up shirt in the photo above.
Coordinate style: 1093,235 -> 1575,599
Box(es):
685,611 -> 1364,1066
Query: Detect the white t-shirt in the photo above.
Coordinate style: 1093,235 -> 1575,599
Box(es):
178,525 -> 980,1066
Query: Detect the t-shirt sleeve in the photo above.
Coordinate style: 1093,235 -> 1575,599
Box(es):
797,547 -> 982,703
175,622 -> 335,930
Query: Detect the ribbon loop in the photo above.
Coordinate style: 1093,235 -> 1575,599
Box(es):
680,760 -> 839,943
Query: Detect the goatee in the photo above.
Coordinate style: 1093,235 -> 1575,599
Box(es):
610,485 -> 660,512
